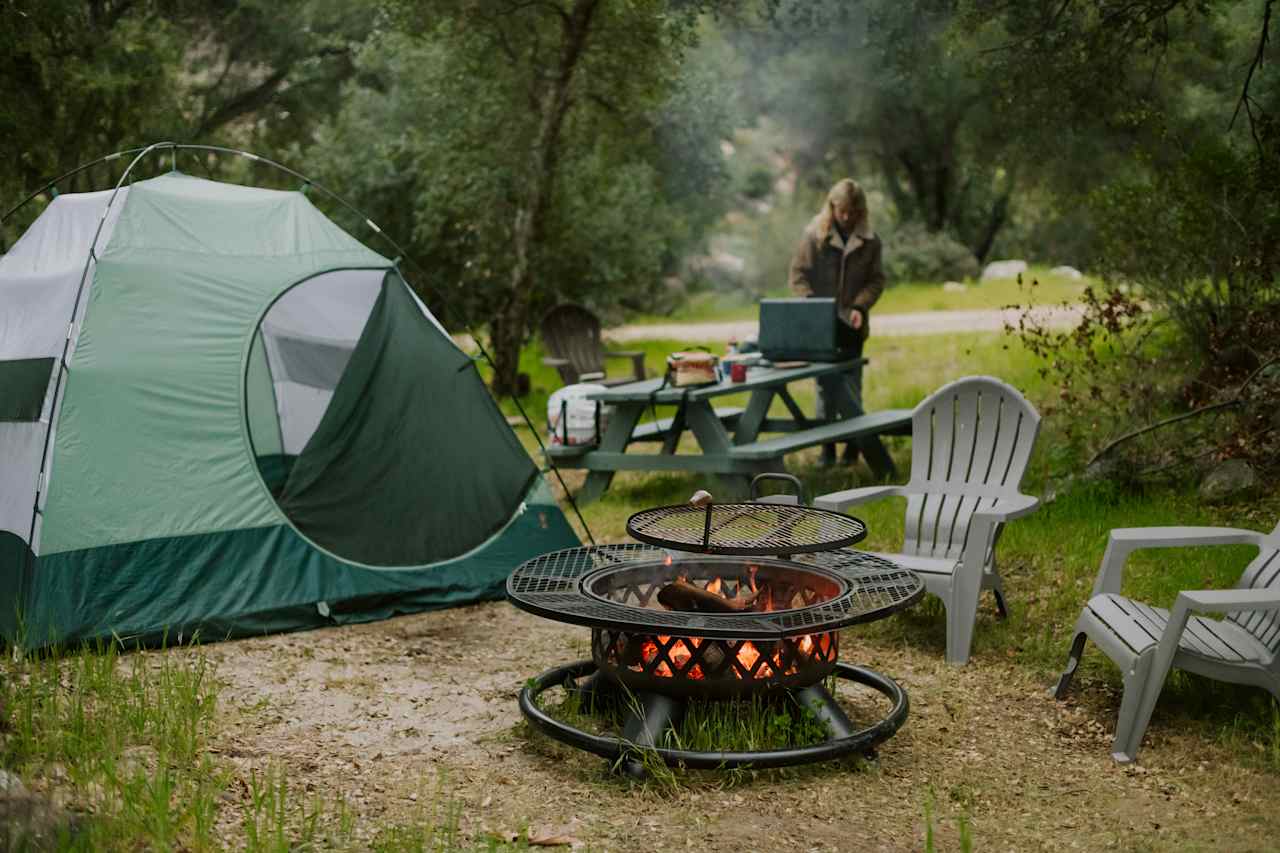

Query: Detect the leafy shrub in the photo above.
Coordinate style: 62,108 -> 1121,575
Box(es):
741,167 -> 774,200
882,223 -> 980,284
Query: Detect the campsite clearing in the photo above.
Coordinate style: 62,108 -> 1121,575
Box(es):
190,599 -> 1280,851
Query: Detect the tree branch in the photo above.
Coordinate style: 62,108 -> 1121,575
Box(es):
1087,354 -> 1280,468
1229,0 -> 1274,155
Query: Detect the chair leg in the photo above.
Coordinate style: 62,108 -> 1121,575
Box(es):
944,569 -> 984,666
990,575 -> 1008,620
1110,652 -> 1157,763
1053,632 -> 1088,700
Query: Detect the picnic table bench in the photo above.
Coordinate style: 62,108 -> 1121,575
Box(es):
544,358 -> 911,502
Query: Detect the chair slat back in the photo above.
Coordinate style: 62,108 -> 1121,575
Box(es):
541,304 -> 606,383
902,377 -> 1041,561
1227,521 -> 1280,656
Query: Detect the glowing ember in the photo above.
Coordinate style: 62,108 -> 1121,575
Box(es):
705,577 -> 722,595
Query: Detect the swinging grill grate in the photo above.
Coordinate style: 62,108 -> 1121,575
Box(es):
625,503 -> 866,555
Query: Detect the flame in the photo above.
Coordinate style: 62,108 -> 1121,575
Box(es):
622,566 -> 831,682
633,636 -> 704,679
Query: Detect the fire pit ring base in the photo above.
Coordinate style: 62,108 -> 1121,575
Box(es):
519,659 -> 908,772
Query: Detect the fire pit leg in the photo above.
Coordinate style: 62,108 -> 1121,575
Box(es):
618,691 -> 686,779
565,671 -> 610,706
793,684 -> 856,740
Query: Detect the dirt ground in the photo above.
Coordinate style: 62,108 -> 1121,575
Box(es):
199,601 -> 1280,852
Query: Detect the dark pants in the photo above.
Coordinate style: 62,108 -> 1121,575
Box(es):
816,339 -> 864,463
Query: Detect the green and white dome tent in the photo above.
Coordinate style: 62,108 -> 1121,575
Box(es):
0,144 -> 579,648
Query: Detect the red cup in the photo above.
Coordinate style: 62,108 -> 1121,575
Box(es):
730,362 -> 748,383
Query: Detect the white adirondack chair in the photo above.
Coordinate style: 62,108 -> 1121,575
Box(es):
1054,521 -> 1280,763
813,376 -> 1042,665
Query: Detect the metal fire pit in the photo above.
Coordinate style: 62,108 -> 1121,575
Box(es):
508,543 -> 923,775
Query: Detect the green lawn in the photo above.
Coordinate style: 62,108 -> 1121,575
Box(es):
623,265 -> 1090,326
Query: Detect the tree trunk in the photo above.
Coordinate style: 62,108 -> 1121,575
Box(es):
490,0 -> 600,397
971,188 -> 1012,265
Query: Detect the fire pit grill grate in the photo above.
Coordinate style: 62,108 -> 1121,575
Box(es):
507,544 -> 922,640
625,502 -> 866,555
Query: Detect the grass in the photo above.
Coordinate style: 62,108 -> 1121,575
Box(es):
622,266 -> 1089,326
0,644 -> 535,851
0,640 -> 225,850
529,675 -> 862,793
535,679 -> 832,755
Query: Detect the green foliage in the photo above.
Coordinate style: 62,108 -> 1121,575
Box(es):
1092,133 -> 1280,352
0,0 -> 372,247
882,223 -> 980,284
970,0 -> 1280,475
721,0 -> 1022,261
299,2 -> 738,394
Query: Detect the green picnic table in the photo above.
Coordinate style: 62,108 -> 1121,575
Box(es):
544,358 -> 913,503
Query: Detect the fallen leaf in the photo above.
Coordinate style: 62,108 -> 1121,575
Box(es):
529,825 -> 584,848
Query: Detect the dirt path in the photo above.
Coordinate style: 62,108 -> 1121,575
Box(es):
604,305 -> 1082,343
201,601 -> 1280,852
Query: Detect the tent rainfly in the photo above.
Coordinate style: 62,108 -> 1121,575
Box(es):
0,169 -> 578,648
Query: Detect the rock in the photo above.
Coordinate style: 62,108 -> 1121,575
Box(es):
1050,265 -> 1084,279
709,250 -> 745,275
0,771 -> 86,852
942,281 -> 967,292
0,770 -> 24,795
1199,459 -> 1258,504
980,259 -> 1028,282
1082,456 -> 1122,483
1041,475 -> 1077,505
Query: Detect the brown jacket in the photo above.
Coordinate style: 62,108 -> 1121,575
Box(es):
787,215 -> 886,340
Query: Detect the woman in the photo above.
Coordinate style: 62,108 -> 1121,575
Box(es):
788,178 -> 885,466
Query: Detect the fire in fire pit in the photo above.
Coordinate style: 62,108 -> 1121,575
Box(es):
586,555 -> 845,699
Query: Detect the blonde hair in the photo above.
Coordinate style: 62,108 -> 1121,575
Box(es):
815,178 -> 869,240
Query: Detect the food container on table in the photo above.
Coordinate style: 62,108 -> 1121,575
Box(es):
666,352 -> 719,387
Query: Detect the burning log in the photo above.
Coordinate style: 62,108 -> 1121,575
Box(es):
657,579 -> 759,613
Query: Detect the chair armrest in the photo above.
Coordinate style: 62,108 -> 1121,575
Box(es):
605,350 -> 646,381
1175,588 -> 1280,615
541,356 -> 571,367
959,493 -> 1040,579
1139,586 -> 1280,712
970,493 -> 1040,524
1092,526 -> 1271,597
1141,587 -> 1280,695
813,485 -> 904,512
